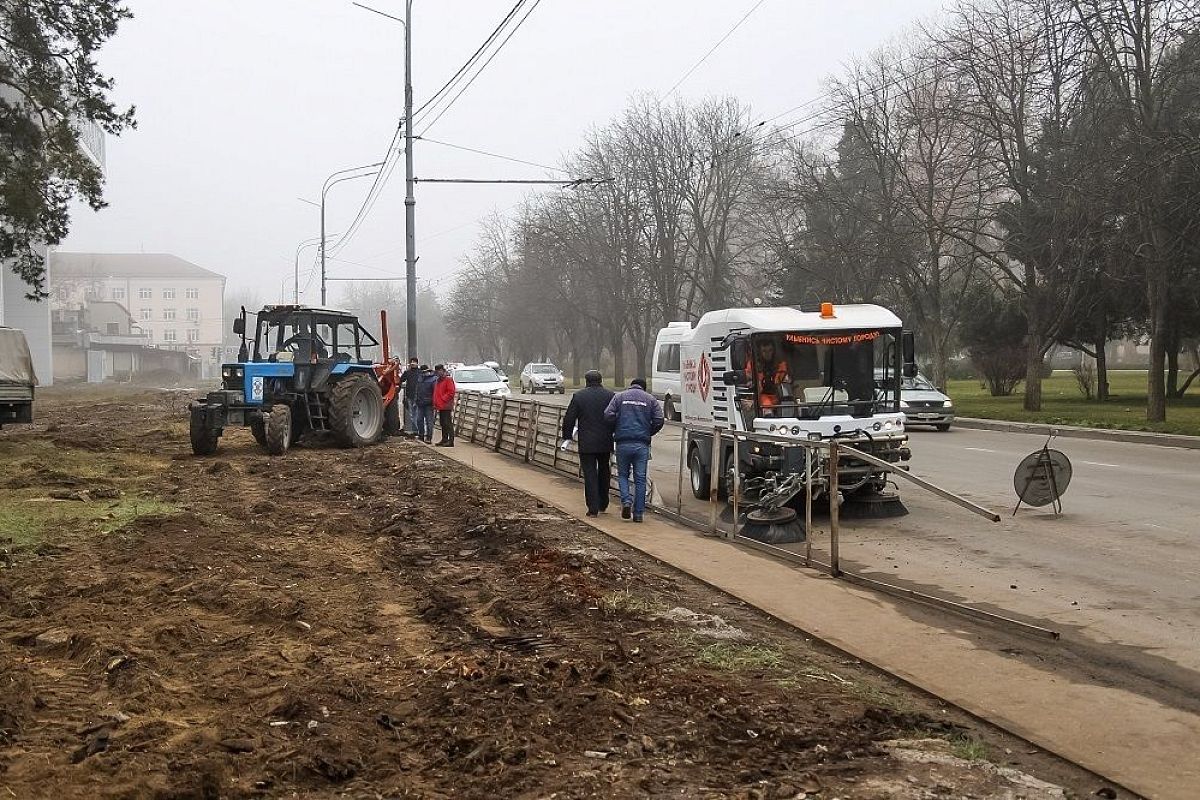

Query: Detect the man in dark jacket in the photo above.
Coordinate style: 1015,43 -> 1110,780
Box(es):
413,365 -> 437,443
561,370 -> 615,517
603,377 -> 665,522
399,357 -> 421,437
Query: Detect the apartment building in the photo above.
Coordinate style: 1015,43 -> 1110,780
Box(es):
50,252 -> 226,378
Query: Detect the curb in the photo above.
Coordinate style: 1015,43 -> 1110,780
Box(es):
953,416 -> 1200,450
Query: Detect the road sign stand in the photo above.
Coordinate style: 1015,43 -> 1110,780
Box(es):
1012,432 -> 1071,517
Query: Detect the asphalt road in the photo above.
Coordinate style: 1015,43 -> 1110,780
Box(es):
528,388 -> 1200,702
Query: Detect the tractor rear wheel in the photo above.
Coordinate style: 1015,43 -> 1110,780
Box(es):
265,404 -> 292,456
329,374 -> 384,447
189,409 -> 219,456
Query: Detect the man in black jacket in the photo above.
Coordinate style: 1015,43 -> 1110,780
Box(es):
399,357 -> 420,437
561,370 -> 616,517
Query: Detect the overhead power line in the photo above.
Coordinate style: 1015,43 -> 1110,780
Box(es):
417,136 -> 568,173
665,0 -> 769,97
417,0 -> 545,135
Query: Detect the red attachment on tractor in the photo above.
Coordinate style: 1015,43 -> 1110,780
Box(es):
374,309 -> 401,409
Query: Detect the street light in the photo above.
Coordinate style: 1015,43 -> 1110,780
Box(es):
354,0 -> 417,359
301,163 -> 384,306
290,231 -> 345,304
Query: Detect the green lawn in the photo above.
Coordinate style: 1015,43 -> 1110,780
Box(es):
946,370 -> 1200,437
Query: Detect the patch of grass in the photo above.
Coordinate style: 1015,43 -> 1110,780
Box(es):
949,735 -> 990,762
947,369 -> 1200,437
693,640 -> 786,672
0,495 -> 180,551
601,590 -> 667,617
99,497 -> 182,534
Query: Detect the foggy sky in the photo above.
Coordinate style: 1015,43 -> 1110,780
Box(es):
60,0 -> 949,307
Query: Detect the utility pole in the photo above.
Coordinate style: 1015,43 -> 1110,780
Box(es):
404,0 -> 418,360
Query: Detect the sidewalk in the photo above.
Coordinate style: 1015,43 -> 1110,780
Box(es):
955,416 -> 1200,449
439,441 -> 1200,800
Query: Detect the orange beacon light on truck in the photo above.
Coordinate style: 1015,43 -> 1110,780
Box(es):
820,302 -> 835,318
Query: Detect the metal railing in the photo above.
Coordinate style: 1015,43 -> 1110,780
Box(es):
449,392 -> 1056,640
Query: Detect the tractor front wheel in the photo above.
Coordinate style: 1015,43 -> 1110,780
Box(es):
329,374 -> 384,447
250,417 -> 267,447
265,405 -> 293,456
190,408 -> 219,456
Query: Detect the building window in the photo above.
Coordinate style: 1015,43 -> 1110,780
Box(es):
162,288 -> 176,300
163,330 -> 177,342
106,322 -> 120,335
186,307 -> 200,322
185,288 -> 199,299
138,288 -> 152,299
212,346 -> 223,359
112,287 -> 126,301
163,308 -> 176,321
140,308 -> 151,321
186,329 -> 200,343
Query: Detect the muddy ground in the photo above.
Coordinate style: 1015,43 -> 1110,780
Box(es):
0,388 -> 1117,798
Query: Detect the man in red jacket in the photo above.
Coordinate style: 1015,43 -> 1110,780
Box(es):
432,364 -> 457,447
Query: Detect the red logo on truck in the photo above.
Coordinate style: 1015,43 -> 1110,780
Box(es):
698,353 -> 711,402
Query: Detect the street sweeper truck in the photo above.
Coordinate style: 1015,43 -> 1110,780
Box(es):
670,302 -> 917,541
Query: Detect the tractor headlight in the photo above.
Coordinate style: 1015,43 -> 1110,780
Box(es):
222,366 -> 244,379
943,400 -> 953,408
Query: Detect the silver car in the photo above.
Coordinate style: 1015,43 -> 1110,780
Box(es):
520,362 -> 565,394
876,370 -> 955,430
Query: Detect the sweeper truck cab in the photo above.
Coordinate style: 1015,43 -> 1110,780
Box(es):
672,303 -> 917,537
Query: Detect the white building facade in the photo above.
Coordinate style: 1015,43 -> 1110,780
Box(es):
51,253 -> 226,379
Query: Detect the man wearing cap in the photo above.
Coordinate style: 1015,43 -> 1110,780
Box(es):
603,378 -> 665,522
561,370 -> 615,517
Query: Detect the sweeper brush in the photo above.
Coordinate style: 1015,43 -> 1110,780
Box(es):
738,506 -> 806,544
839,490 -> 909,519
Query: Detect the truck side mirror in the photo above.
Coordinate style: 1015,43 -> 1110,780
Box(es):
233,318 -> 245,336
902,331 -> 917,378
722,370 -> 748,386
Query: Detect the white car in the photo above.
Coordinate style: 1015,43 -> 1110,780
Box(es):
875,369 -> 955,430
520,362 -> 565,394
453,364 -> 510,397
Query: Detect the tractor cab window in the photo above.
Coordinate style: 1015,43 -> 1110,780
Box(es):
333,322 -> 361,362
746,330 -> 898,419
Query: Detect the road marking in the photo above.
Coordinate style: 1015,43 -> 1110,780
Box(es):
964,447 -> 996,453
1079,460 -> 1121,468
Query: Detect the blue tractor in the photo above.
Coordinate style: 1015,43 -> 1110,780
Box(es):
189,305 -> 402,456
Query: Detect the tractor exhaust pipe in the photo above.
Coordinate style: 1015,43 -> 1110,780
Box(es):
380,309 -> 391,363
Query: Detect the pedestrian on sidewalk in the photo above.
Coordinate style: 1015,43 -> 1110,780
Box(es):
603,377 -> 664,523
433,364 -> 457,447
399,357 -> 421,437
414,364 -> 437,443
561,370 -> 615,517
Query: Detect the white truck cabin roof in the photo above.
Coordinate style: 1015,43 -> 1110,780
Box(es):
693,304 -> 902,333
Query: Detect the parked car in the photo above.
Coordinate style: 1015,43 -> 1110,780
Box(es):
482,360 -> 508,381
0,327 -> 36,429
453,364 -> 510,397
652,322 -> 691,421
519,362 -> 564,394
875,369 -> 954,430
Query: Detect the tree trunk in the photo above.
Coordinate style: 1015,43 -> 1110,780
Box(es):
1147,278 -> 1168,422
1094,336 -> 1109,402
1023,339 -> 1043,412
632,338 -> 649,384
609,338 -> 626,386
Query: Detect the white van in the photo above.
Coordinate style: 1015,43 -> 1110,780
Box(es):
652,321 -> 691,421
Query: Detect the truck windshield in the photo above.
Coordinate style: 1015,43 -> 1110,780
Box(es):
740,329 -> 900,419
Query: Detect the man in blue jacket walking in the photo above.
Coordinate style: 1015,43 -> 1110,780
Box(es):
603,377 -> 665,522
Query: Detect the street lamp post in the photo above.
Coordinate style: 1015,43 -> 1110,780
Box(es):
303,164 -> 383,307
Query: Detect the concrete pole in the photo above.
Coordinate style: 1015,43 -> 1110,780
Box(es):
404,0 -> 418,359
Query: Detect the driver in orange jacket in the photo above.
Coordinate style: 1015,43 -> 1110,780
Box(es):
747,339 -> 790,413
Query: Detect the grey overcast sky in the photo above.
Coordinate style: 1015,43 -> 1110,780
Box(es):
61,0 -> 948,306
